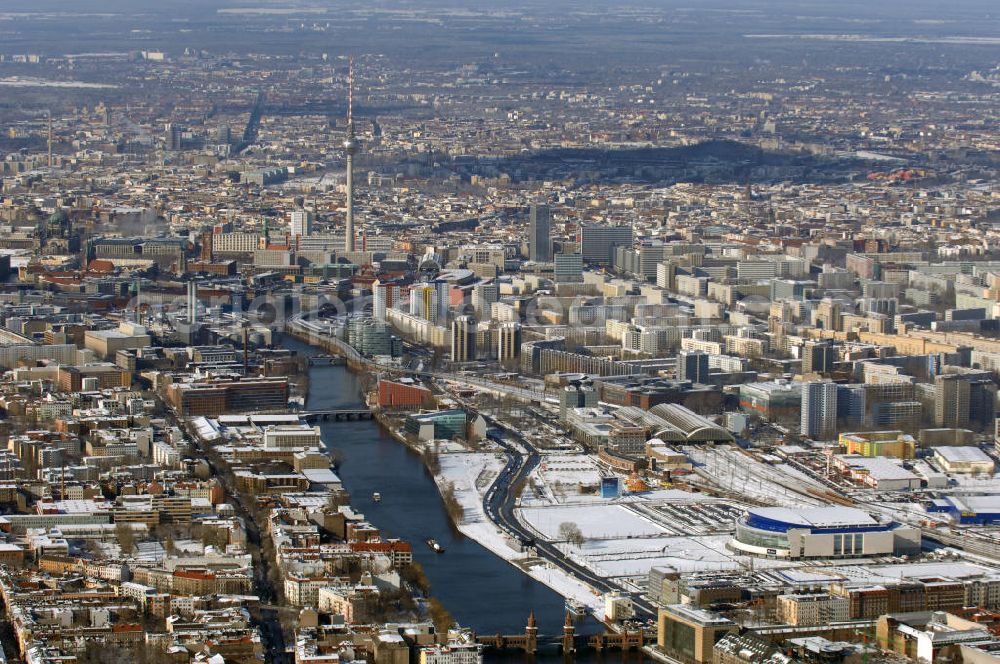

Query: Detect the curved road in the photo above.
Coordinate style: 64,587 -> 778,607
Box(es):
483,420 -> 657,619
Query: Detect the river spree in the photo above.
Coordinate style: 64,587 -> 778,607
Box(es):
288,338 -> 650,662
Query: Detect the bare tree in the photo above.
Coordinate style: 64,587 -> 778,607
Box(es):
422,447 -> 441,474
440,482 -> 464,523
400,562 -> 431,593
558,521 -> 585,547
427,597 -> 455,636
116,521 -> 136,555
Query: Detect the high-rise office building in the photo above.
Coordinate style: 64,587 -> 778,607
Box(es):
372,280 -> 400,322
801,381 -> 838,440
497,322 -> 522,364
580,224 -> 633,264
290,207 -> 314,238
813,298 -> 843,331
472,283 -> 500,318
935,374 -> 971,428
656,261 -> 677,290
836,384 -> 867,430
529,204 -> 552,263
554,252 -> 584,283
638,241 -> 665,281
409,284 -> 438,323
932,373 -> 994,429
613,245 -> 640,277
802,340 -> 837,375
770,279 -> 809,302
870,402 -> 920,430
408,282 -> 451,324
434,280 -> 451,323
969,379 -> 998,429
166,123 -> 184,151
451,316 -> 476,363
346,318 -> 402,357
677,350 -> 710,384
860,297 -> 898,319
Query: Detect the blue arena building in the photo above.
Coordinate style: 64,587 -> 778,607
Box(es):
729,507 -> 921,559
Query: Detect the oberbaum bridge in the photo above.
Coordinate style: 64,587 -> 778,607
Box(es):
474,611 -> 649,655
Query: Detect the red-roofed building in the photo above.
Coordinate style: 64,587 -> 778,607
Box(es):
350,540 -> 413,566
88,259 -> 116,272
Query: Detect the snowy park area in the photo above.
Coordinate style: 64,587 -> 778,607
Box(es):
435,451 -> 510,554
519,503 -> 667,540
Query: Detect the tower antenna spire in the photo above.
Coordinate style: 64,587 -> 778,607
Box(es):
348,56 -> 354,126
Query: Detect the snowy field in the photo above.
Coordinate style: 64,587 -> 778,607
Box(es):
435,443 -> 1000,604
524,561 -> 605,613
574,534 -> 737,576
622,489 -> 719,503
519,503 -> 668,540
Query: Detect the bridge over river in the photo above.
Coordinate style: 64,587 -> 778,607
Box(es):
298,409 -> 372,422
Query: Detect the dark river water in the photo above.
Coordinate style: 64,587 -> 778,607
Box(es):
285,337 -> 650,662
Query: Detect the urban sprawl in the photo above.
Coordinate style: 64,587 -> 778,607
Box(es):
0,3 -> 999,664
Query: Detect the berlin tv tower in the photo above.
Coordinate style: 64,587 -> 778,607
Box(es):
343,57 -> 357,254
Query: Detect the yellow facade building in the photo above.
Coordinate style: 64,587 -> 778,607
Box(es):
839,431 -> 916,460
